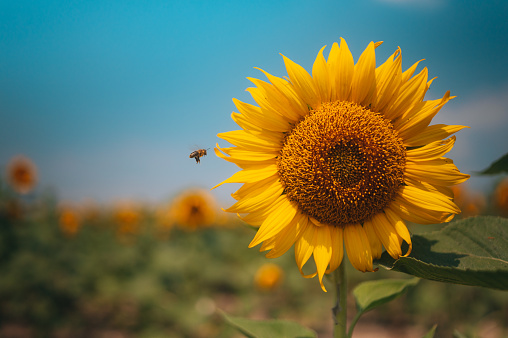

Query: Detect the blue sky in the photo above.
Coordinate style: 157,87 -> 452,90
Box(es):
1,0 -> 507,207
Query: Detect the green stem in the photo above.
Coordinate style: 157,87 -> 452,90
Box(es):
347,312 -> 362,338
333,262 -> 347,338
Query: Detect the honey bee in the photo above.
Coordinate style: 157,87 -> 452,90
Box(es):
189,148 -> 209,164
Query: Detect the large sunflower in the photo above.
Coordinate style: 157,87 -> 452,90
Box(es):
214,38 -> 469,291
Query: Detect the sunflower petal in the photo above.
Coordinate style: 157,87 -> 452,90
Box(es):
384,208 -> 412,257
212,164 -> 278,189
327,38 -> 354,101
233,98 -> 291,132
371,212 -> 402,259
281,54 -> 320,109
344,223 -> 373,272
249,196 -> 299,248
363,218 -> 383,259
405,158 -> 471,186
313,225 -> 332,292
350,41 -> 376,105
404,124 -> 469,147
406,136 -> 456,161
326,226 -> 344,273
312,45 -> 331,103
295,218 -> 317,275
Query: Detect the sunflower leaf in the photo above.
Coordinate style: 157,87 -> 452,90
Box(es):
352,277 -> 419,314
477,152 -> 508,175
422,324 -> 438,338
375,216 -> 508,290
220,310 -> 317,338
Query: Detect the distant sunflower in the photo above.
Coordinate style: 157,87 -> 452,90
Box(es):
170,189 -> 216,230
113,202 -> 142,235
214,38 -> 469,291
59,204 -> 82,237
6,155 -> 38,194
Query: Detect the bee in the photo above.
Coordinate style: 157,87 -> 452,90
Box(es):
189,148 -> 209,164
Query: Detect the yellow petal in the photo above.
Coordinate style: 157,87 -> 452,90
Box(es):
225,179 -> 283,213
217,130 -> 282,151
233,98 -> 291,132
405,158 -> 470,186
295,218 -> 316,275
384,67 -> 428,120
212,164 -> 278,189
363,218 -> 383,259
344,223 -> 373,272
327,38 -> 354,101
406,136 -> 456,161
405,176 -> 454,199
404,124 -> 469,147
350,41 -> 376,105
373,47 -> 402,112
401,59 -> 424,83
255,67 -> 308,118
384,208 -> 412,257
399,184 -> 461,214
397,91 -> 455,138
389,198 -> 455,225
371,212 -> 402,259
264,212 -> 307,259
249,196 -> 298,248
326,226 -> 344,273
312,45 -> 331,103
313,225 -> 332,292
281,54 -> 320,109
231,175 -> 279,200
247,77 -> 301,123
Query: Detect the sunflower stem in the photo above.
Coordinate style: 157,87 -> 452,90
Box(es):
332,262 -> 347,338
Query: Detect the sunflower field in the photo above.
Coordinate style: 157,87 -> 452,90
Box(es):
1,169 -> 508,337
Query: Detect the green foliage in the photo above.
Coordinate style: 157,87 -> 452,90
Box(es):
349,278 -> 419,337
375,216 -> 508,290
352,278 -> 419,314
477,152 -> 508,175
221,311 -> 317,338
422,325 -> 437,338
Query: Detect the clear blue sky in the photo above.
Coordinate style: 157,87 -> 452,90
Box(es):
1,0 -> 507,206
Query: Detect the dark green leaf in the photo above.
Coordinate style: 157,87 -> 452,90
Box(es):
375,216 -> 508,290
220,311 -> 317,338
353,278 -> 419,314
477,152 -> 508,175
422,324 -> 438,338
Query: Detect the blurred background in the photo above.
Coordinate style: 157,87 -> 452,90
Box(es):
1,0 -> 508,337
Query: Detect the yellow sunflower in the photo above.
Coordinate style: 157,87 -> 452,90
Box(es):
214,38 -> 469,291
170,189 -> 217,230
6,155 -> 38,194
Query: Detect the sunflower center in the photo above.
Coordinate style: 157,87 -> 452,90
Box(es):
277,101 -> 406,227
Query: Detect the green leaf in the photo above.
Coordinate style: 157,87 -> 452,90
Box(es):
422,324 -> 438,338
348,278 -> 419,337
353,278 -> 419,314
453,329 -> 468,338
375,216 -> 508,290
220,311 -> 317,338
477,152 -> 508,175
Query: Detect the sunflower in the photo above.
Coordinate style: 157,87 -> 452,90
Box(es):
214,38 -> 469,291
170,189 -> 217,230
6,155 -> 38,194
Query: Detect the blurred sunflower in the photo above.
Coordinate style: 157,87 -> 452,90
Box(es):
494,177 -> 508,216
6,155 -> 38,194
170,189 -> 216,230
214,38 -> 469,291
254,263 -> 284,291
113,202 -> 142,235
58,204 -> 82,237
